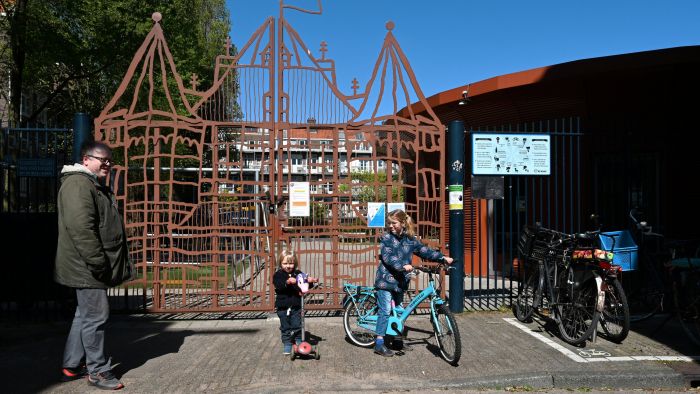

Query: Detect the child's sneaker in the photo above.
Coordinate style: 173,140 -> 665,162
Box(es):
283,343 -> 292,355
373,344 -> 394,357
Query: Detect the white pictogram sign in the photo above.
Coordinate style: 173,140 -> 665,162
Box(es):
472,133 -> 550,175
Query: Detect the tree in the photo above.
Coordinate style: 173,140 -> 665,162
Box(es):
0,0 -> 28,125
0,0 -> 234,126
339,170 -> 405,203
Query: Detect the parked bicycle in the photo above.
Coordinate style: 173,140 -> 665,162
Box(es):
667,239 -> 700,346
514,225 -> 601,346
342,261 -> 462,365
626,209 -> 700,345
572,231 -> 630,343
626,208 -> 667,322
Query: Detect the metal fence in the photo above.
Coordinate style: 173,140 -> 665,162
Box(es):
465,118 -> 583,310
1,126 -> 74,317
0,127 -> 73,213
95,9 -> 446,313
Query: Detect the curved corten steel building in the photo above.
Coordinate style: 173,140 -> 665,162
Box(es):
406,45 -> 700,247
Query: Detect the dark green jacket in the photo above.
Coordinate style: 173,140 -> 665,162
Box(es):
54,164 -> 133,288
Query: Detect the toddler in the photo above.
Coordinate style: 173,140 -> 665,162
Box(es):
273,249 -> 318,354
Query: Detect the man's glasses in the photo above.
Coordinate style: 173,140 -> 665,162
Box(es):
86,155 -> 113,166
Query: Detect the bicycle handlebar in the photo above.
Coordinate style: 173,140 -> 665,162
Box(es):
415,261 -> 453,274
535,227 -> 594,243
528,226 -> 608,251
629,208 -> 662,238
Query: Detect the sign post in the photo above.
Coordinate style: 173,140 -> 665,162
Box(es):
72,113 -> 92,163
447,120 -> 465,313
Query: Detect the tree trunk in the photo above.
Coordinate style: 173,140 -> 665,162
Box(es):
8,0 -> 29,126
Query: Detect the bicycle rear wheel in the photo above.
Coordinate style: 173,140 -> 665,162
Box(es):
343,294 -> 378,347
432,303 -> 461,365
556,268 -> 600,345
513,261 -> 543,323
674,270 -> 700,346
599,278 -> 630,343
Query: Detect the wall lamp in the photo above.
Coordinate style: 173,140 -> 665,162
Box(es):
458,86 -> 470,106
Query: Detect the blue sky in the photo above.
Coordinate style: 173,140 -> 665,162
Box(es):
226,1 -> 700,116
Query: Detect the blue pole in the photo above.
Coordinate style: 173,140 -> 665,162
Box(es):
448,120 -> 465,313
72,113 -> 92,163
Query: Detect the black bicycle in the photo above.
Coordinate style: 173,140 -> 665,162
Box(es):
626,210 -> 700,345
514,225 -> 600,346
626,209 -> 667,322
572,231 -> 630,343
667,239 -> 700,346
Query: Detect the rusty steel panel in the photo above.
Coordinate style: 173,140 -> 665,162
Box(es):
95,5 -> 445,313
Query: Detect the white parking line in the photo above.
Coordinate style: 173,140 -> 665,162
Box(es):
503,318 -> 700,363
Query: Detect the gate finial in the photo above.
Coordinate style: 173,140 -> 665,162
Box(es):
152,12 -> 162,24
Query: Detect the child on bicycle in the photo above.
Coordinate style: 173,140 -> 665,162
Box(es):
273,249 -> 318,355
374,209 -> 453,356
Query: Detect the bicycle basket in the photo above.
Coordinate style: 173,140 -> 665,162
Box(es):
518,225 -> 556,264
599,230 -> 638,271
518,225 -> 538,257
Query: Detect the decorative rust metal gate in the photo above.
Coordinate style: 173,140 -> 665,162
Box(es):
95,4 -> 445,312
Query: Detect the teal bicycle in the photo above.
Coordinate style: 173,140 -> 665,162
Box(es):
342,262 -> 462,365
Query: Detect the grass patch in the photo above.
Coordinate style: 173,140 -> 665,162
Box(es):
124,257 -> 258,289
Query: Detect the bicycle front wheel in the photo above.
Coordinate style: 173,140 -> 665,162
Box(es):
674,269 -> 700,346
432,304 -> 462,366
556,268 -> 600,346
513,261 -> 543,323
627,256 -> 664,322
343,295 -> 378,347
599,278 -> 630,343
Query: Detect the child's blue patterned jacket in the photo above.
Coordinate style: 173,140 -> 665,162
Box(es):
374,231 -> 446,292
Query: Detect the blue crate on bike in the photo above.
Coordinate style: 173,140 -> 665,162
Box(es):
599,230 -> 638,271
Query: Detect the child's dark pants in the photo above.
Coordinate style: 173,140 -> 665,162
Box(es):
277,307 -> 301,346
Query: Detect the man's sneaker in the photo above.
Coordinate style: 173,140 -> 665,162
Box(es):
61,364 -> 87,382
283,343 -> 293,355
87,371 -> 124,390
373,344 -> 394,357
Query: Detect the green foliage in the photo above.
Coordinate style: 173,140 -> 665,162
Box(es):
218,187 -> 240,203
0,0 -> 234,126
347,170 -> 404,203
312,202 -> 328,224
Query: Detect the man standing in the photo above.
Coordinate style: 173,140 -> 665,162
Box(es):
55,141 -> 132,390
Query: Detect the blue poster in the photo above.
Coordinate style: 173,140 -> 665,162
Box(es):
367,202 -> 386,228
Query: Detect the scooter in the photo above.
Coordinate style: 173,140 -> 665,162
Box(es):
291,272 -> 320,360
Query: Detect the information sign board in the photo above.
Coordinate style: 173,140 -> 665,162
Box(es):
472,133 -> 550,175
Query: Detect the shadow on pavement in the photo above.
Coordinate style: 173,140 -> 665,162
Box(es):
630,313 -> 700,355
0,317 -> 260,393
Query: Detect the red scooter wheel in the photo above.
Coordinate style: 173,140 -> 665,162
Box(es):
298,342 -> 312,355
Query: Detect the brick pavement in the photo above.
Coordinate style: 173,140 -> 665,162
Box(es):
1,311 -> 699,393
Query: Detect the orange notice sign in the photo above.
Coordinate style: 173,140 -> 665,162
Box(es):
289,182 -> 310,217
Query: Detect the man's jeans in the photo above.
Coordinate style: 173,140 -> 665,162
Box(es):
375,289 -> 404,337
63,288 -> 111,374
277,307 -> 302,345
